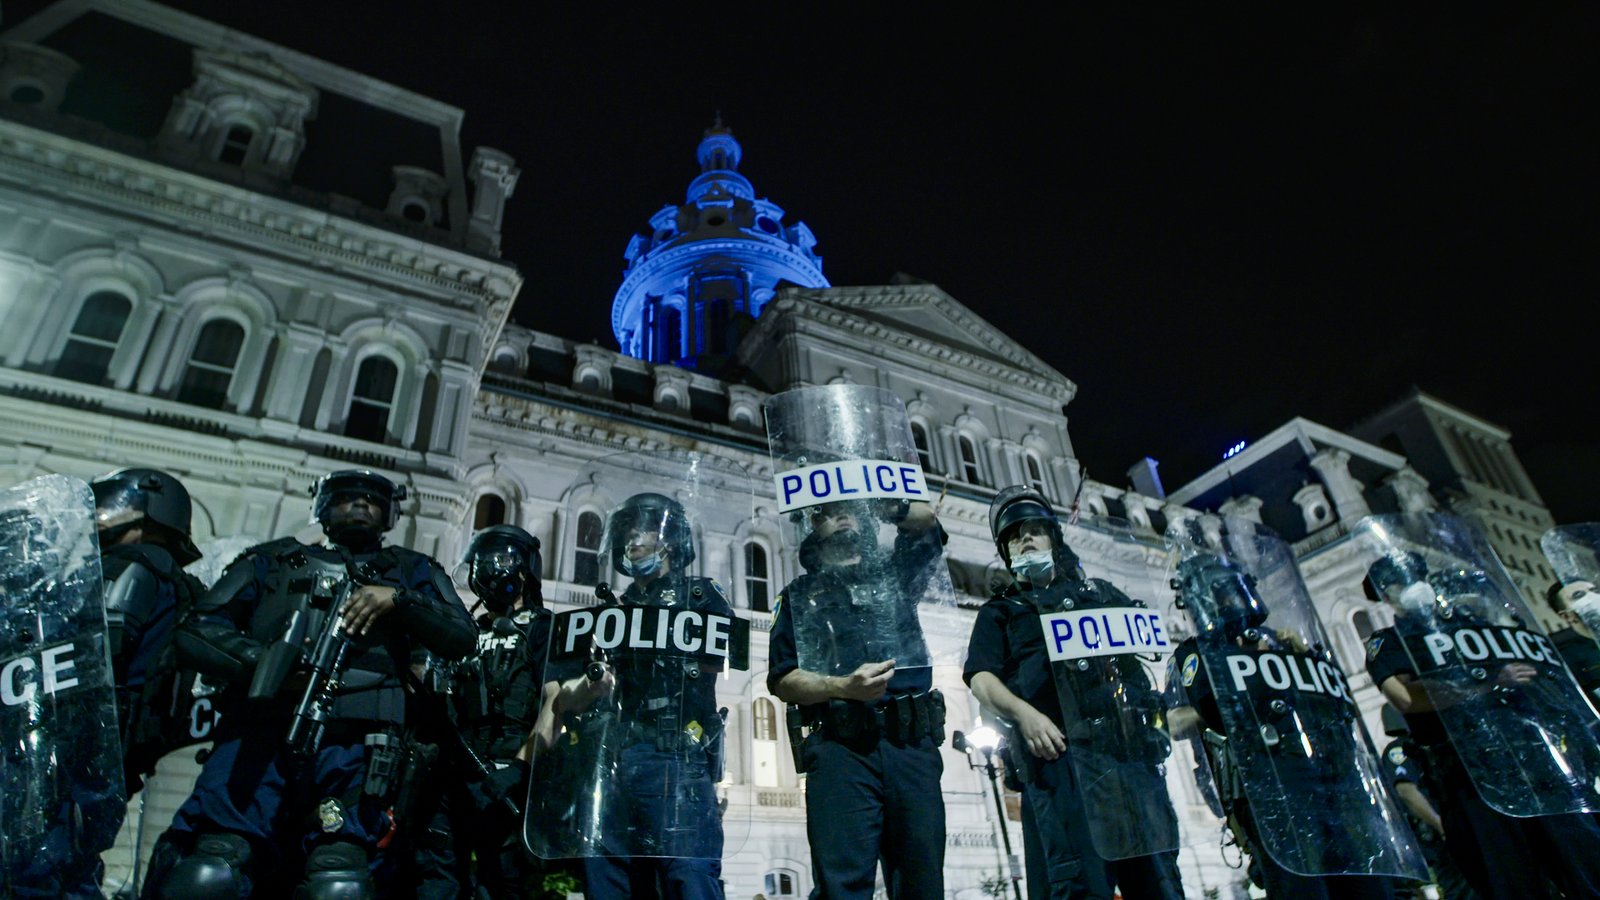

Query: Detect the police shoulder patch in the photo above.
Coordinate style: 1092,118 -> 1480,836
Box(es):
1181,653 -> 1199,687
1365,636 -> 1383,662
1387,744 -> 1406,766
772,593 -> 784,617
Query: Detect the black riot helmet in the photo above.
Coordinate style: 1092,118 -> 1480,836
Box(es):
1174,553 -> 1268,640
461,524 -> 543,614
603,492 -> 695,578
988,485 -> 1081,582
1363,552 -> 1428,604
311,470 -> 406,539
90,467 -> 202,565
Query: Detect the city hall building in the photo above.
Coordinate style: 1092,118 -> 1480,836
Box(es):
0,2 -> 1562,896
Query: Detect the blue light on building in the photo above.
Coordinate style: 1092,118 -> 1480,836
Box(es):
1223,441 -> 1247,459
610,119 -> 829,373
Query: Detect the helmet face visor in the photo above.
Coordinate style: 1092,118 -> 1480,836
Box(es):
91,479 -> 148,532
601,496 -> 692,578
312,471 -> 402,531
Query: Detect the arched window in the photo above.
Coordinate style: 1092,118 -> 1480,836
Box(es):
911,422 -> 933,473
753,698 -> 780,787
764,869 -> 799,898
958,434 -> 982,485
754,697 -> 777,741
345,356 -> 398,443
1025,453 -> 1047,494
1352,609 -> 1375,640
218,124 -> 254,165
574,510 -> 603,585
745,541 -> 771,612
474,494 -> 507,529
56,291 -> 132,385
176,319 -> 246,409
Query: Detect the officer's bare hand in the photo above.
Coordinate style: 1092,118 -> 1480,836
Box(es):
834,660 -> 895,702
340,585 -> 398,636
1495,662 -> 1538,688
1018,706 -> 1067,760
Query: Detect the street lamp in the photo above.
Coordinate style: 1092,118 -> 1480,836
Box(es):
953,726 -> 1023,900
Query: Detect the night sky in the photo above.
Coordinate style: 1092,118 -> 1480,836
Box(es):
12,4 -> 1600,520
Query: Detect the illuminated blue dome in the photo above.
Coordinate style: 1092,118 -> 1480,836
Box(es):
611,120 -> 828,371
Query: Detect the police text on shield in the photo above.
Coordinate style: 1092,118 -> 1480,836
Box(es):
1040,606 -> 1171,662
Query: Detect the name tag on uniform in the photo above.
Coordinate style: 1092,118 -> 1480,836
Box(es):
1039,607 -> 1170,662
551,605 -> 750,670
774,458 -> 927,513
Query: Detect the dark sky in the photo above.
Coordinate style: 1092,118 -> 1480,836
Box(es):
15,3 -> 1600,520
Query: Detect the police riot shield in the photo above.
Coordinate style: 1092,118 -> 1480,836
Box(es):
1542,524 -> 1600,640
524,450 -> 754,860
1357,513 -> 1600,817
764,384 -> 962,677
1171,517 -> 1426,879
1,475 -> 125,892
1031,513 -> 1184,860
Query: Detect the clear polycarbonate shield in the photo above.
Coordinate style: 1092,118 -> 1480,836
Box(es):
1,475 -> 125,891
1542,524 -> 1600,639
764,384 -> 962,675
1358,513 -> 1600,817
1025,514 -> 1185,860
1170,517 -> 1427,879
524,450 -> 754,860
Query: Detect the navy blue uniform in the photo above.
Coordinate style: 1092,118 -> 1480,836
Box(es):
580,574 -> 728,900
1379,738 -> 1477,900
1367,626 -> 1600,900
1551,627 -> 1600,707
768,525 -> 947,900
964,579 -> 1182,900
1176,637 -> 1395,900
155,537 -> 475,897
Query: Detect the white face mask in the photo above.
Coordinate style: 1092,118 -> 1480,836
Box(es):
1010,549 -> 1055,588
621,548 -> 666,579
1399,581 -> 1437,613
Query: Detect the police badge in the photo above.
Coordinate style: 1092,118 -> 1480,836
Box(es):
318,797 -> 345,833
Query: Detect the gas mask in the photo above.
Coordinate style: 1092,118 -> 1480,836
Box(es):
470,549 -> 525,615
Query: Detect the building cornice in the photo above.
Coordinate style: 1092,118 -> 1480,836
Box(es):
0,119 -> 521,311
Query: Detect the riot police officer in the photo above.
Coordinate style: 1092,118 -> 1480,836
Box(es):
142,469 -> 477,898
414,524 -> 552,898
1377,706 -> 1476,900
964,487 -> 1183,900
81,468 -> 208,893
768,498 -> 948,900
1544,580 -> 1600,702
92,468 -> 208,791
548,492 -> 731,900
1169,551 -> 1401,899
1364,553 -> 1600,899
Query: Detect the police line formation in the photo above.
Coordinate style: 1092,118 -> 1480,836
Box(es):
5,383 -> 1600,900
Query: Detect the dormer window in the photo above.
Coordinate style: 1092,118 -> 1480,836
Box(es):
9,83 -> 44,105
217,124 -> 254,165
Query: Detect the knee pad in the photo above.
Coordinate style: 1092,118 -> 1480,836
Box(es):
150,832 -> 251,900
297,841 -> 374,900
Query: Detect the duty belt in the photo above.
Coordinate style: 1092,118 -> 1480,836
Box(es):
809,689 -> 946,745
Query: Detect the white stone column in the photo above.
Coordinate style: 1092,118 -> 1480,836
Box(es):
110,297 -> 163,391
1121,491 -> 1152,530
313,343 -> 351,431
1309,448 -> 1370,523
1384,467 -> 1435,513
431,360 -> 476,457
1218,494 -> 1264,524
262,324 -> 325,421
0,265 -> 58,367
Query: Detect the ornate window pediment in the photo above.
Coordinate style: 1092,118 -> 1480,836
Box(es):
160,48 -> 318,178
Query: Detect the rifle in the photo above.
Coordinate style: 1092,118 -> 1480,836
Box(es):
287,574 -> 358,758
